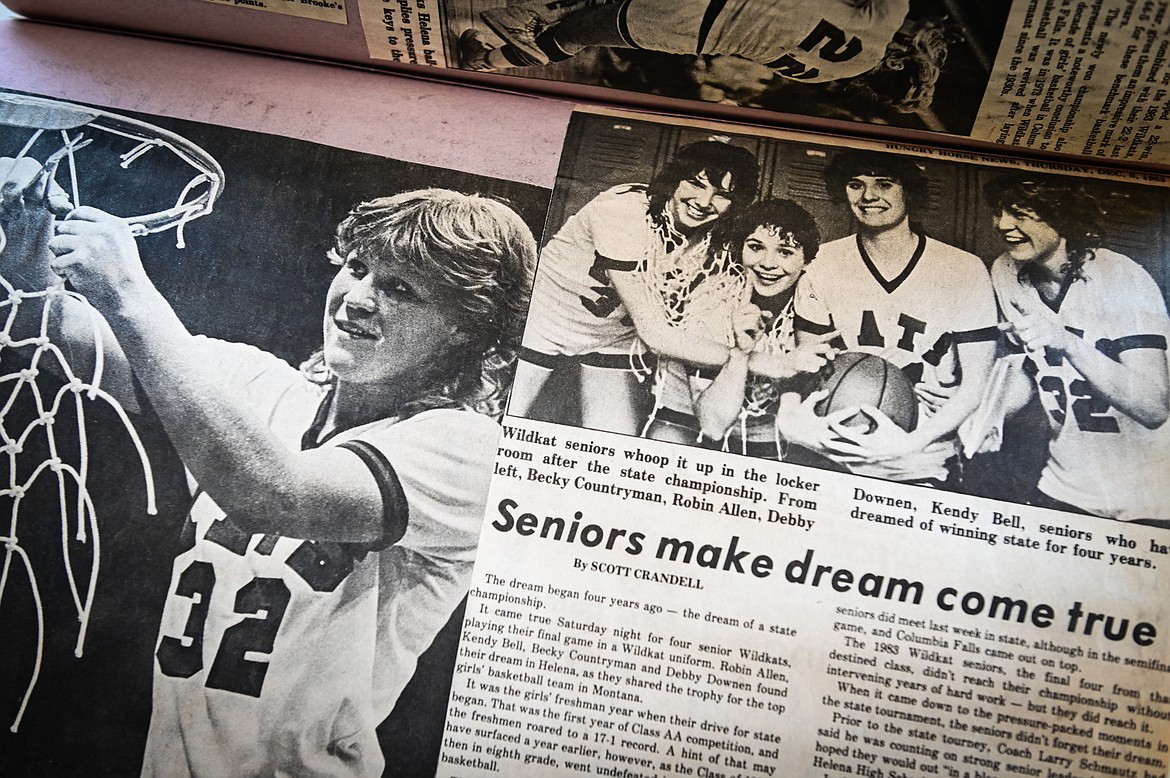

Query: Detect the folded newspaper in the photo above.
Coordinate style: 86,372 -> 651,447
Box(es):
6,0 -> 1170,166
0,5 -> 1168,777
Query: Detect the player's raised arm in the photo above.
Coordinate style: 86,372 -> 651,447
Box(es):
48,207 -> 388,543
608,264 -> 738,367
49,194 -> 536,546
1,157 -> 140,411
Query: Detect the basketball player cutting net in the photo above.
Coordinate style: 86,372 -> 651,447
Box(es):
1,96 -> 224,775
2,150 -> 536,775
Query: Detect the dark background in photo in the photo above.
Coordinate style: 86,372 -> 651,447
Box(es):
0,90 -> 550,778
517,112 -> 1170,510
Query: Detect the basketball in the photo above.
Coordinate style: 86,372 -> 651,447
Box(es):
814,352 -> 918,433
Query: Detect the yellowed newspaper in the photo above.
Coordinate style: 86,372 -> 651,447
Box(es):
439,108 -> 1170,777
973,0 -> 1170,164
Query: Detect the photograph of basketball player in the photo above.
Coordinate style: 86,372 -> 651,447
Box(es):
644,198 -> 837,455
781,149 -> 998,483
1,153 -> 536,775
460,0 -> 909,83
979,174 -> 1170,523
452,0 -> 1010,133
509,140 -> 761,434
0,111 -> 222,775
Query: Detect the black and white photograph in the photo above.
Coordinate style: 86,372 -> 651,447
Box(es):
5,6 -> 1170,778
447,0 -> 1014,135
510,112 -> 1170,526
0,88 -> 549,777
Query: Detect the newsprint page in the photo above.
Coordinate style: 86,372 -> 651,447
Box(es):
0,86 -> 550,777
440,110 -> 1170,777
350,0 -> 1170,165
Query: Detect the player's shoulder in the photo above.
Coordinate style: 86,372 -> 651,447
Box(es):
1088,247 -> 1148,280
922,236 -> 992,284
362,407 -> 499,461
572,184 -> 650,229
806,235 -> 856,270
923,235 -> 983,265
370,410 -> 499,533
1086,248 -> 1166,306
593,184 -> 650,211
817,234 -> 856,254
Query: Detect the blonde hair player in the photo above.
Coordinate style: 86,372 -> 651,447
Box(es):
3,158 -> 535,775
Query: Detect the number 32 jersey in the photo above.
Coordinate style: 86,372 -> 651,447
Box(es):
142,338 -> 497,777
992,249 -> 1170,520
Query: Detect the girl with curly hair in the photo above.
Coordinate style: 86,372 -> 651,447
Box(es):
644,198 -> 835,454
982,173 -> 1170,522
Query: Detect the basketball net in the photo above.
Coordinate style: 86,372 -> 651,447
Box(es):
0,95 -> 224,732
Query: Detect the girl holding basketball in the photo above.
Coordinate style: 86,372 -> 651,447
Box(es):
781,150 -> 998,483
644,198 -> 837,454
3,162 -> 537,776
982,174 -> 1170,522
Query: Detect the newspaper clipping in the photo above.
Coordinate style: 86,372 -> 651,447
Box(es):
0,87 -> 549,777
199,0 -> 348,24
358,0 -> 1013,136
972,0 -> 1170,164
354,0 -> 1170,165
438,110 -> 1170,777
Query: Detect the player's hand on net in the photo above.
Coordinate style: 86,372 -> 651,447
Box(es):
0,156 -> 74,289
730,301 -> 764,352
48,207 -> 149,313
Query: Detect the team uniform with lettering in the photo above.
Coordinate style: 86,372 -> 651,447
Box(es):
620,0 -> 909,82
522,184 -> 707,367
794,233 -> 998,465
990,248 -> 1170,520
142,338 -> 496,778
